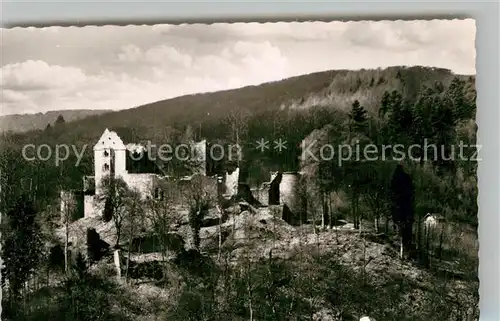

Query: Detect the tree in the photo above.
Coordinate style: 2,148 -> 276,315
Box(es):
187,194 -> 211,252
338,119 -> 374,230
102,196 -> 113,222
73,251 -> 88,278
123,188 -> 144,281
59,258 -> 120,321
348,100 -> 368,135
87,228 -> 104,263
185,177 -> 214,252
224,108 -> 251,165
55,114 -> 66,126
378,90 -> 415,147
97,174 -> 131,248
387,97 -> 414,146
342,160 -> 373,230
361,162 -> 392,233
431,97 -> 457,172
446,76 -> 474,121
1,196 -> 44,304
379,90 -> 391,118
145,186 -> 178,263
390,164 -> 415,259
182,124 -> 196,143
349,100 -> 367,123
60,191 -> 76,275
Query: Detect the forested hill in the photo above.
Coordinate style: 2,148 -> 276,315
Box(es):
0,65 -> 476,220
1,65 -> 472,147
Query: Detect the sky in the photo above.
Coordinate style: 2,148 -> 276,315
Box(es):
0,19 -> 476,116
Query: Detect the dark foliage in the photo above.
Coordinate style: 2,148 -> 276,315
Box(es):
1,196 -> 44,299
103,196 -> 113,222
48,244 -> 65,271
86,228 -> 109,263
390,164 -> 415,255
55,114 -> 66,126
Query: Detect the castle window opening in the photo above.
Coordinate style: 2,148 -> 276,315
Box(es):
154,187 -> 164,200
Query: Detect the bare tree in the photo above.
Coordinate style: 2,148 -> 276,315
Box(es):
185,176 -> 215,252
188,196 -> 211,252
60,191 -> 76,275
123,188 -> 144,282
224,107 -> 251,165
239,217 -> 254,321
98,174 -> 130,248
216,203 -> 223,262
145,185 -> 175,262
363,192 -> 384,233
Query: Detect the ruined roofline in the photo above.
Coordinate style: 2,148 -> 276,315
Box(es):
126,143 -> 147,153
93,128 -> 125,150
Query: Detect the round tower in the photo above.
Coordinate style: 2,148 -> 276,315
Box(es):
279,172 -> 302,218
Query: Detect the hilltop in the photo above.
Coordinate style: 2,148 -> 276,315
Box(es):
0,109 -> 111,133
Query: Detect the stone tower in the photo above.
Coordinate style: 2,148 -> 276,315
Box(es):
93,128 -> 127,195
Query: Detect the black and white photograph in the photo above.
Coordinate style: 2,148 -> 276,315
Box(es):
0,19 -> 478,321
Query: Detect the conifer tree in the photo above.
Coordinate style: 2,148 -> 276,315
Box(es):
349,100 -> 367,123
348,99 -> 368,135
55,114 -> 66,126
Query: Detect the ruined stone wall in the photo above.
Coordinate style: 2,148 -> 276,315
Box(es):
122,173 -> 155,198
224,168 -> 239,197
159,174 -> 218,207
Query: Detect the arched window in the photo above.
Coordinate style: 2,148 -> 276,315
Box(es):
103,150 -> 109,157
103,163 -> 109,171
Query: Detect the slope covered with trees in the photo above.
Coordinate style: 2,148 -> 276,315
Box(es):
1,66 -> 478,321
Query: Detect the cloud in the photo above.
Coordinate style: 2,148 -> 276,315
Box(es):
0,40 -> 290,114
114,39 -> 288,85
117,44 -> 193,69
343,19 -> 475,54
0,19 -> 476,116
0,60 -> 87,91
